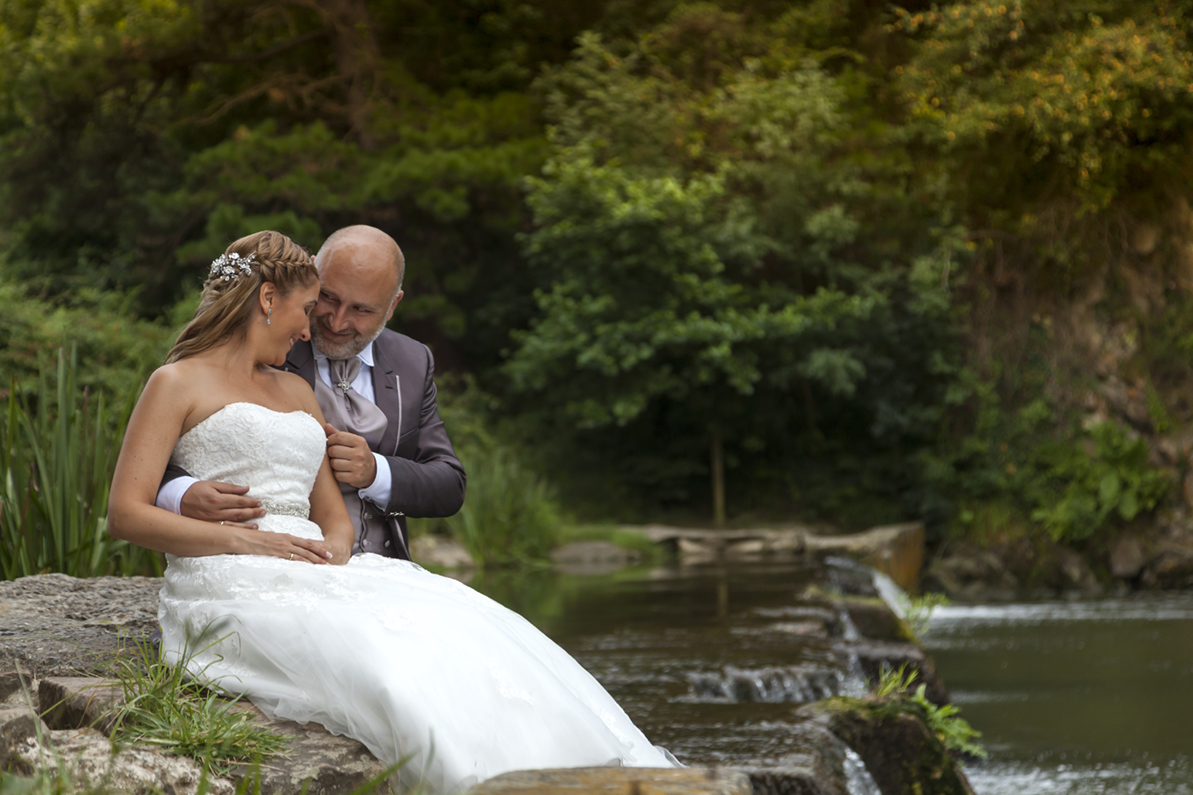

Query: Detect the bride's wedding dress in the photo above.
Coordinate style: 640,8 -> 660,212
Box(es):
158,403 -> 675,792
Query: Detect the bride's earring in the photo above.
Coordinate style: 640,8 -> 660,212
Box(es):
267,307 -> 272,326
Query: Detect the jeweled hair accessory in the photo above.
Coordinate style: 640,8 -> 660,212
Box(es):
209,252 -> 257,282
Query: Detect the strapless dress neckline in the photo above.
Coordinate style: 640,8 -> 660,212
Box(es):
182,401 -> 315,441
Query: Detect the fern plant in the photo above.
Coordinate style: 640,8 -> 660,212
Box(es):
872,665 -> 986,758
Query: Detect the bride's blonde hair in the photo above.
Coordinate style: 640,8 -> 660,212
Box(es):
166,231 -> 318,363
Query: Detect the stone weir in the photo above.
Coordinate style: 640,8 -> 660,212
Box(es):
0,559 -> 973,795
635,521 -> 927,593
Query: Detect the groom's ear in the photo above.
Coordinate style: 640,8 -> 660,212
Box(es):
385,289 -> 404,323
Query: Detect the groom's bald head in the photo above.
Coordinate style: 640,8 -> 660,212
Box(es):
315,225 -> 405,298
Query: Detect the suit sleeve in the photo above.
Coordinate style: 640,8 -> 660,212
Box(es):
381,346 -> 466,518
160,464 -> 193,490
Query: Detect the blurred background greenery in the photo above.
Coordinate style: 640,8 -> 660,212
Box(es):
3,0 -> 1193,576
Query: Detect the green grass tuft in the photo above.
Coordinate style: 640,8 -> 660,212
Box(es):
108,637 -> 289,777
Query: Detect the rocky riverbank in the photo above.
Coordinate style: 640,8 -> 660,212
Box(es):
923,517 -> 1193,601
0,562 -> 974,795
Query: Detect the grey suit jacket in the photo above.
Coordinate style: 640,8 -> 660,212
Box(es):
164,330 -> 466,559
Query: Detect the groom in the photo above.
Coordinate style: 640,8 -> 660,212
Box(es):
157,225 -> 466,559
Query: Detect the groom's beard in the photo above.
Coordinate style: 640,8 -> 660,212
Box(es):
310,316 -> 385,360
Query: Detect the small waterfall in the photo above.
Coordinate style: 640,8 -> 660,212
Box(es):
683,664 -> 852,703
870,569 -> 911,621
833,605 -> 869,697
842,746 -> 883,795
744,714 -> 884,795
836,602 -> 861,641
825,555 -> 912,620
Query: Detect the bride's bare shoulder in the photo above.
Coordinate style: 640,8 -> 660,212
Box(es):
144,361 -> 192,394
123,362 -> 206,440
268,367 -> 310,396
140,360 -> 226,416
143,359 -> 209,396
270,367 -> 324,416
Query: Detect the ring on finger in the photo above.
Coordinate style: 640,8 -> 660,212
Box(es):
289,553 -> 294,561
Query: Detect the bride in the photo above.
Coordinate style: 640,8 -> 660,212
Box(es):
107,231 -> 676,792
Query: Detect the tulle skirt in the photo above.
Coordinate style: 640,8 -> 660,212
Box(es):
158,516 -> 675,792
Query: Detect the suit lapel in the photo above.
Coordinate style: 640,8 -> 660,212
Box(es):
283,340 -> 316,387
372,341 -> 401,456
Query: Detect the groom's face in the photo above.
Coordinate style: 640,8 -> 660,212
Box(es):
311,241 -> 402,360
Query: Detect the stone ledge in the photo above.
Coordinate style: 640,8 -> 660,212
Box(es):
637,525 -> 809,564
470,766 -> 751,795
40,676 -> 123,733
0,574 -> 162,681
0,703 -> 46,775
28,725 -> 235,795
796,699 -> 976,795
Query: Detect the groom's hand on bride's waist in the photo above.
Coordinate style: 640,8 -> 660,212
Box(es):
323,423 -> 377,489
181,480 -> 265,527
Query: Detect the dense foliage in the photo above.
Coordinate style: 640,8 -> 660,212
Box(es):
3,0 -> 1190,549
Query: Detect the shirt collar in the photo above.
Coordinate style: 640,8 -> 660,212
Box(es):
313,342 -> 374,368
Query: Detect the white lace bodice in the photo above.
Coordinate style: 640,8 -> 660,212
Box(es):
171,402 -> 324,519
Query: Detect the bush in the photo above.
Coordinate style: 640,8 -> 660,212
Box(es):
444,443 -> 561,567
109,637 -> 289,776
411,379 -> 563,567
0,280 -> 173,401
925,373 -> 1170,546
1031,421 -> 1169,543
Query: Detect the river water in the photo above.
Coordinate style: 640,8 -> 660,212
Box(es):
471,562 -> 1193,794
923,595 -> 1193,795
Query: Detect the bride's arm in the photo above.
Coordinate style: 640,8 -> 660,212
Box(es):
287,378 -> 354,565
309,457 -> 354,566
108,367 -> 335,564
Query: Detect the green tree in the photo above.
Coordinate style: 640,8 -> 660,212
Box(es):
508,8 -> 961,524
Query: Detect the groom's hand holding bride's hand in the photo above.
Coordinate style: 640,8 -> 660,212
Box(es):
324,423 -> 377,489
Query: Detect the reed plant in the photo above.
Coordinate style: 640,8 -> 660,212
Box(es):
0,346 -> 161,579
444,443 -> 562,567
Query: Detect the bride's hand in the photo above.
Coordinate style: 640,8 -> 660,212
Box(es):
232,528 -> 335,564
326,541 -> 352,566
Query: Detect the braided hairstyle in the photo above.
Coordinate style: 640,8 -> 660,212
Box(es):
166,231 -> 318,363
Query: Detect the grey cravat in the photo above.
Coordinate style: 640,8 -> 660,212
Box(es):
326,357 -> 388,448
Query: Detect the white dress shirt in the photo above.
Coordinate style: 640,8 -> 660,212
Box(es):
155,344 -> 393,514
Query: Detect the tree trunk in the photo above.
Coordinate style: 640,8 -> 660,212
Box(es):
308,0 -> 380,148
711,428 -> 725,527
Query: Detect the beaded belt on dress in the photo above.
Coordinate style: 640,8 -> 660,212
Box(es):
260,500 -> 309,519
